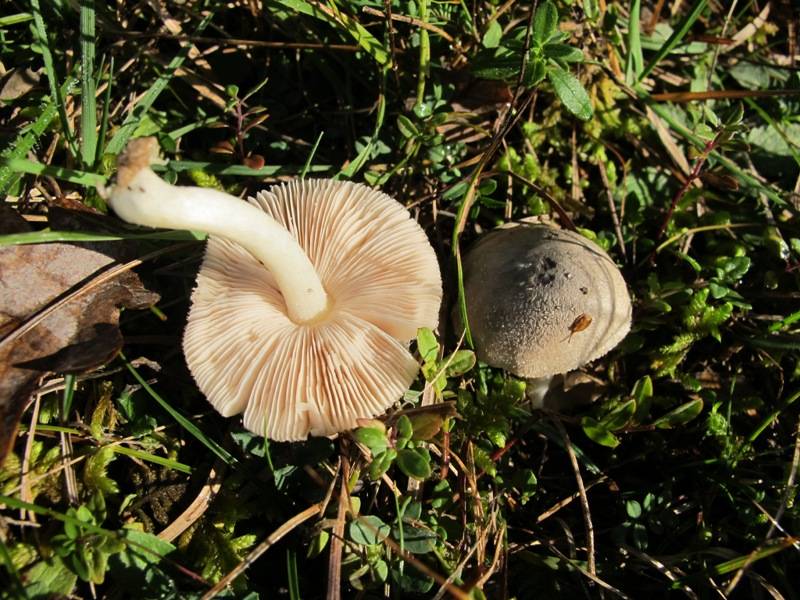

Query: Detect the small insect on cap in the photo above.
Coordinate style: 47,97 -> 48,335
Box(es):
458,223 -> 632,378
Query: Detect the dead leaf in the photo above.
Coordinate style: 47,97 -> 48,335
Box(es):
0,67 -> 41,102
0,238 -> 159,464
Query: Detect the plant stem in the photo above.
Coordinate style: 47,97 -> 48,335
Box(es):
415,0 -> 430,108
652,134 -> 719,250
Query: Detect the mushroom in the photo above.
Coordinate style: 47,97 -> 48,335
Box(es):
457,223 -> 631,407
107,138 -> 442,440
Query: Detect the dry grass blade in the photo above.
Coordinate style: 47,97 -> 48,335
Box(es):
536,476 -> 608,524
644,105 -> 691,175
622,544 -> 699,600
326,474 -> 347,600
361,6 -> 454,42
157,460 -> 225,542
19,393 -> 42,519
554,419 -> 596,576
650,89 -> 800,102
597,160 -> 628,262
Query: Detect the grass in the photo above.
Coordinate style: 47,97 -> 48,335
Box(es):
1,1 -> 799,598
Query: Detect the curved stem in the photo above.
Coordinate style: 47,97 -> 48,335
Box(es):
108,147 -> 328,324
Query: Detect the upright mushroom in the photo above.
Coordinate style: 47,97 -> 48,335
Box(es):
108,138 -> 442,440
457,223 -> 631,406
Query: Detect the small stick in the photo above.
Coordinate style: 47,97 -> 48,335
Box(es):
361,6 -> 454,42
536,476 -> 608,524
19,393 -> 42,521
327,453 -> 349,600
597,160 -> 628,262
622,544 -> 699,600
570,125 -> 582,205
504,170 -> 577,231
648,131 -> 724,265
554,419 -> 596,576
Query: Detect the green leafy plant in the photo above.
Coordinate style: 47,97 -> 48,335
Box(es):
473,1 -> 593,120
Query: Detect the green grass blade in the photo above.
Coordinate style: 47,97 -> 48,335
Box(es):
61,374 -> 76,419
416,0 -> 430,107
625,0 -> 643,84
95,55 -> 114,165
160,160 -> 331,177
0,79 -> 71,195
300,131 -> 325,179
709,539 -> 796,576
120,354 -> 236,466
339,80 -> 386,178
0,12 -> 33,26
286,549 -> 300,600
746,387 -> 800,444
109,445 -> 192,474
105,12 -> 215,156
0,229 -> 204,247
638,0 -> 707,82
80,0 -> 97,167
1,157 -> 106,186
268,0 -> 388,66
18,424 -> 82,435
29,0 -> 78,158
168,116 -> 221,141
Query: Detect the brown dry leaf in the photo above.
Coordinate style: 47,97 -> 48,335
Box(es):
0,235 -> 159,464
0,67 -> 41,102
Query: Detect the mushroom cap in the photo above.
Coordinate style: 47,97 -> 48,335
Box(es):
460,224 -> 631,378
183,179 -> 441,441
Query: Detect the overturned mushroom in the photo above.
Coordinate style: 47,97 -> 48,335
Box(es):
458,223 -> 631,406
108,138 -> 442,440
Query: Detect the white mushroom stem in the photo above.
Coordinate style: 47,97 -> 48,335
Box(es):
107,140 -> 328,324
525,376 -> 554,409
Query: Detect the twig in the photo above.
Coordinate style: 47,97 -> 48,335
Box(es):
650,131 -> 722,259
470,524 -> 506,591
645,0 -> 666,34
59,431 -> 79,505
19,393 -> 42,521
504,170 -> 577,231
431,541 -> 478,600
622,545 -> 699,600
547,542 -> 632,599
535,476 -> 608,524
571,125 -> 582,205
597,160 -> 628,262
554,419 -> 596,577
361,6 -> 454,43
200,503 -> 322,599
650,89 -> 800,102
327,454 -> 349,600
381,533 -> 471,600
